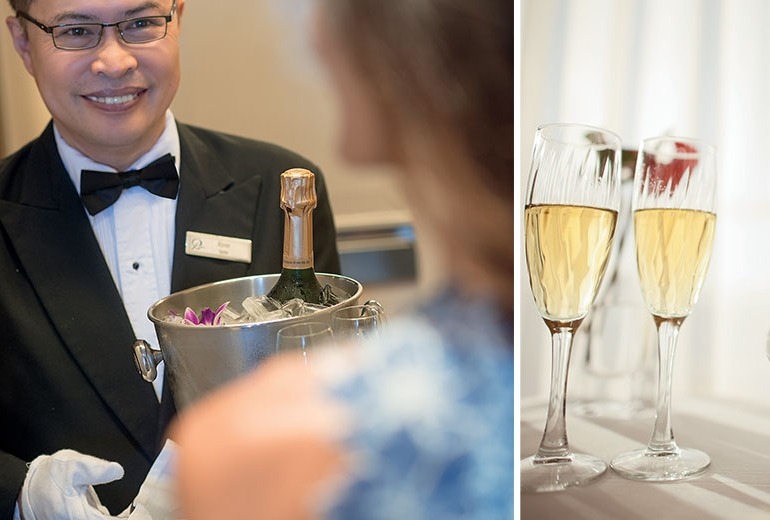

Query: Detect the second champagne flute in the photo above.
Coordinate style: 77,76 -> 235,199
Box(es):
610,136 -> 717,481
521,123 -> 621,492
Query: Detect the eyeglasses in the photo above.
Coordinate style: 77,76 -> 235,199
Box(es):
16,1 -> 177,51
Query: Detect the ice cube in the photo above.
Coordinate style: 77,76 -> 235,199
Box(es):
241,295 -> 283,320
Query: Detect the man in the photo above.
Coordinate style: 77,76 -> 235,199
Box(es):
0,0 -> 340,518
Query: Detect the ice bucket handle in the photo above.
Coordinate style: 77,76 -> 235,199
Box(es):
133,339 -> 164,383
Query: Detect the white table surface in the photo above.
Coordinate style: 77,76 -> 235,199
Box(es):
520,397 -> 770,519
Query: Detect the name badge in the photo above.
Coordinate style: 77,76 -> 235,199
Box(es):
185,231 -> 252,264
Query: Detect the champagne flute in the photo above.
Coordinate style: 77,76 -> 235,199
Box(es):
276,321 -> 334,364
521,123 -> 621,492
610,136 -> 716,481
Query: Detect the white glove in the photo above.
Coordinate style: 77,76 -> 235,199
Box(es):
20,449 -> 125,520
119,440 -> 179,520
119,504 -> 152,520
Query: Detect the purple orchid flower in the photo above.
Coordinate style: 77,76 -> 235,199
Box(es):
182,302 -> 230,326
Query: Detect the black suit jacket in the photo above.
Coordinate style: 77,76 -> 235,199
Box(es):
0,122 -> 341,517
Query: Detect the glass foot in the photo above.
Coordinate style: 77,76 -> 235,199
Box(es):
610,446 -> 710,481
520,453 -> 607,493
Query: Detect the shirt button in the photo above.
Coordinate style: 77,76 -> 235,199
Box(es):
132,262 -> 140,270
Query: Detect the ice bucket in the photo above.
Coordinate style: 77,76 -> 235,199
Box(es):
133,273 -> 362,409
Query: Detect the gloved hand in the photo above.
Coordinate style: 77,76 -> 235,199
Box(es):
118,440 -> 179,520
19,449 -> 125,520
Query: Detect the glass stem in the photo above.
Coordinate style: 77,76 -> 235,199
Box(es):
535,325 -> 577,462
648,317 -> 683,453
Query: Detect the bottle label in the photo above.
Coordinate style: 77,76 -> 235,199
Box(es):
283,254 -> 313,269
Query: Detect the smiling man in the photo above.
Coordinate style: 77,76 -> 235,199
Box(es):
0,0 -> 340,518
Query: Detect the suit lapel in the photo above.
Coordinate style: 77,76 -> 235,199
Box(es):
170,124 -> 263,291
0,125 -> 160,458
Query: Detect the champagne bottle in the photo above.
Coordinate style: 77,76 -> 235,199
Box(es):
266,168 -> 326,305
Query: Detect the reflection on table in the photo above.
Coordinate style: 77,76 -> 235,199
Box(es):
520,397 -> 770,519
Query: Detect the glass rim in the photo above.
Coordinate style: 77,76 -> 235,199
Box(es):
536,122 -> 622,150
332,304 -> 381,318
277,321 -> 331,337
640,135 -> 716,158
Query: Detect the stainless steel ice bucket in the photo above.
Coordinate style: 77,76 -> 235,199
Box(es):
133,273 -> 362,409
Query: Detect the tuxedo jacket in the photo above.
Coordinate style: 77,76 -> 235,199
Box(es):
0,122 -> 341,517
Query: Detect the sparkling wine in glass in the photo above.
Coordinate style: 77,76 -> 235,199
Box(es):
521,123 -> 621,493
610,136 -> 716,481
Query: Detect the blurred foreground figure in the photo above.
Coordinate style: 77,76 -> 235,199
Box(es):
174,0 -> 513,518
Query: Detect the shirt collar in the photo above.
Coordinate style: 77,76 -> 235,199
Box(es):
55,110 -> 182,194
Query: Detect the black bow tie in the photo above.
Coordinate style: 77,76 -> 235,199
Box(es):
80,153 -> 179,216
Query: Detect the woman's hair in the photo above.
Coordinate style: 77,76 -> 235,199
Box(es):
323,0 -> 513,309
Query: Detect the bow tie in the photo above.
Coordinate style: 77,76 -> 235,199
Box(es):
80,153 -> 179,216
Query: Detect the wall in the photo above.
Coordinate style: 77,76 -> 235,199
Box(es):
173,1 -> 410,221
0,3 -> 50,156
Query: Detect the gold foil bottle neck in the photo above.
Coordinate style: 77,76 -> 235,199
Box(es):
280,168 -> 317,210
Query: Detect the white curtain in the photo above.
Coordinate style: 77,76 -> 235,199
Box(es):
521,0 -> 770,406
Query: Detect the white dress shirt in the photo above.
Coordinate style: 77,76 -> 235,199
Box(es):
55,110 -> 181,401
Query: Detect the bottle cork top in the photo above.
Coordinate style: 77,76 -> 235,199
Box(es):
280,168 -> 317,210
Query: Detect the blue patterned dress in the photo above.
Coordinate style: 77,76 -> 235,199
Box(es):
319,288 -> 514,519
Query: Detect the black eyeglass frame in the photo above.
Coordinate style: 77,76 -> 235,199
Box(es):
16,0 -> 177,51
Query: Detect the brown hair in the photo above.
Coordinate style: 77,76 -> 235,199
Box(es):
7,0 -> 31,12
322,0 -> 513,310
